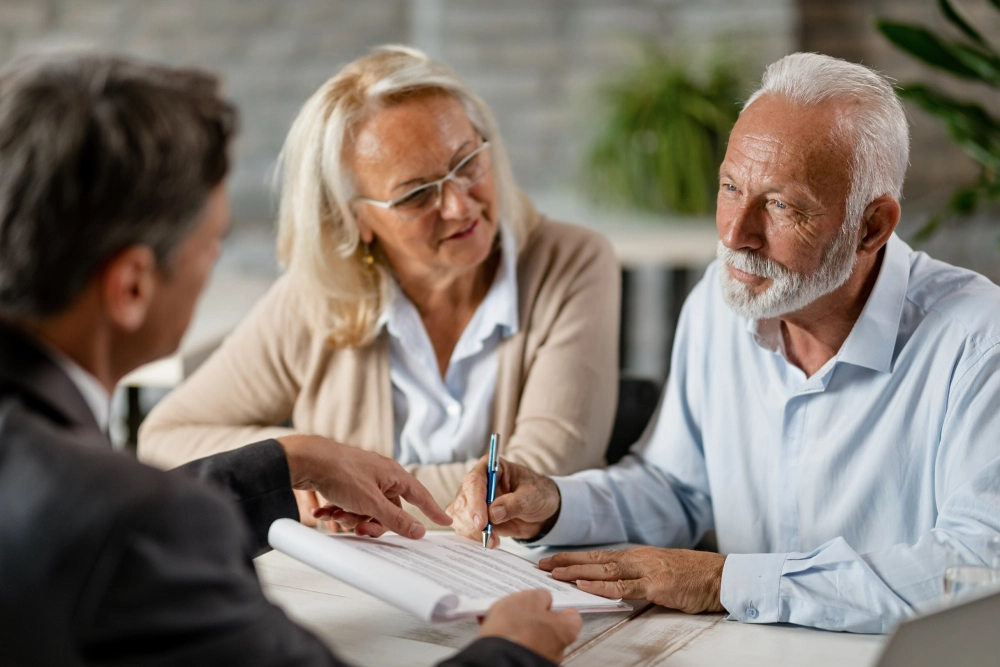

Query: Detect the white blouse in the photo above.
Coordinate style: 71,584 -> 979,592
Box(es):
384,230 -> 519,466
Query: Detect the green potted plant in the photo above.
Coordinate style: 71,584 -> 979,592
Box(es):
584,47 -> 742,216
877,0 -> 1000,240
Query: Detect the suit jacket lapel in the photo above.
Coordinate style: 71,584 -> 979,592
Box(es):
0,322 -> 105,440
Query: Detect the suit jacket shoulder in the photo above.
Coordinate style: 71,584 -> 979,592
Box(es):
0,392 -> 336,665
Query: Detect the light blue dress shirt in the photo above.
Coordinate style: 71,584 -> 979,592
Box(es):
386,230 -> 519,466
540,234 -> 1000,633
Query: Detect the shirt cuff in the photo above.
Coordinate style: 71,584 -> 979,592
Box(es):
720,552 -> 787,624
525,476 -> 594,547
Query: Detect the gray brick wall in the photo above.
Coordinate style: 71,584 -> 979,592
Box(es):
0,0 -> 796,226
433,0 -> 796,196
0,0 -> 410,224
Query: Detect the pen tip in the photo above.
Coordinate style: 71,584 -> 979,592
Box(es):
481,532 -> 488,550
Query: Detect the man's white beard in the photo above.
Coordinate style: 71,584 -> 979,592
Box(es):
717,221 -> 860,320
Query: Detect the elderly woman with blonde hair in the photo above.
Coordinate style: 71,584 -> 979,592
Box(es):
138,45 -> 620,525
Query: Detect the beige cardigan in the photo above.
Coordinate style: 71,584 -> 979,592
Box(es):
138,201 -> 620,517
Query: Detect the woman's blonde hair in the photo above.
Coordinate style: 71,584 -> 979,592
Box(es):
275,45 -> 523,347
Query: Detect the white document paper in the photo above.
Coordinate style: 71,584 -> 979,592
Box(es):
267,518 -> 630,622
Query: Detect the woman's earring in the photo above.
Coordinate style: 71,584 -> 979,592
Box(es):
363,242 -> 375,275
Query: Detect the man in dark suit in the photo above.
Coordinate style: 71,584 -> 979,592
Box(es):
0,54 -> 580,666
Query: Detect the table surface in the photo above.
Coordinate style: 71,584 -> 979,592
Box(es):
255,536 -> 887,667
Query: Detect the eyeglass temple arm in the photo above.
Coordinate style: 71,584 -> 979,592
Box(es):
355,197 -> 394,209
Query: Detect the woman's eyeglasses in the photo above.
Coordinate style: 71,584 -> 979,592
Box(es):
356,141 -> 491,222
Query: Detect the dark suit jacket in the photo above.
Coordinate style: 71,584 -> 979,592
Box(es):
0,325 -> 552,667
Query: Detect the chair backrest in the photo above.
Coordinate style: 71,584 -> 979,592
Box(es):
605,376 -> 661,465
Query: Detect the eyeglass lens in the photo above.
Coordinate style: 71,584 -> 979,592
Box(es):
392,145 -> 489,221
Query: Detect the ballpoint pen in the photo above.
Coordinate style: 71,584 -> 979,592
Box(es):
482,432 -> 499,550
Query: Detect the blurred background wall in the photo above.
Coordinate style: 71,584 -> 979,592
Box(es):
2,0 -> 999,387
0,0 -> 800,226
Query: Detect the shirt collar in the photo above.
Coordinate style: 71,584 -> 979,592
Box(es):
836,233 -> 910,373
747,233 -> 910,374
42,342 -> 111,433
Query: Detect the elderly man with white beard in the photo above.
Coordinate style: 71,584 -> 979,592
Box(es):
445,52 -> 1000,634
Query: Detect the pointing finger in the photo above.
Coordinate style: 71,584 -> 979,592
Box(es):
394,468 -> 453,528
363,492 -> 425,539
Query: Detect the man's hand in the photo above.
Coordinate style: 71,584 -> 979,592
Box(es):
539,547 -> 726,614
294,489 -> 321,527
478,590 -> 582,664
293,490 -> 343,531
278,435 -> 452,539
447,457 -> 561,548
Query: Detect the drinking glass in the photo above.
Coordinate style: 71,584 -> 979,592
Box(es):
942,536 -> 1000,604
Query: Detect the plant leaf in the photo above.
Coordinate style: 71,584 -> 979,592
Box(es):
914,185 -> 982,244
947,185 -> 980,215
950,42 -> 1000,85
898,84 -> 1000,173
584,48 -> 740,215
938,0 -> 987,47
876,20 -> 983,80
912,214 -> 944,243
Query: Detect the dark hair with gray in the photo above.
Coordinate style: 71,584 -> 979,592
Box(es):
0,53 -> 237,317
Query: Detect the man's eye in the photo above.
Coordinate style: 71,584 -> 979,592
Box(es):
723,183 -> 737,192
773,200 -> 787,210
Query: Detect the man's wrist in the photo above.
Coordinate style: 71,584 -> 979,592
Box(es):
538,479 -> 562,536
709,554 -> 727,612
516,481 -> 561,544
276,435 -> 313,490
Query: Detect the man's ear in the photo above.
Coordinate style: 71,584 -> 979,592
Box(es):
99,245 -> 158,333
858,195 -> 901,257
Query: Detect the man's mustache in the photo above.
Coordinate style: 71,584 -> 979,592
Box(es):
716,242 -> 791,281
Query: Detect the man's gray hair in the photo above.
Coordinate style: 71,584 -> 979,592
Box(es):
0,53 -> 237,317
744,52 -> 910,229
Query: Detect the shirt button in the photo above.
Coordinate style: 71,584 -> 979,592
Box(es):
746,606 -> 758,619
446,402 -> 461,418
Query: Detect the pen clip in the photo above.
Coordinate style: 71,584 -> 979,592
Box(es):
488,433 -> 499,471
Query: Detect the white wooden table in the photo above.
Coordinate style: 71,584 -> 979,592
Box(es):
255,537 -> 886,667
